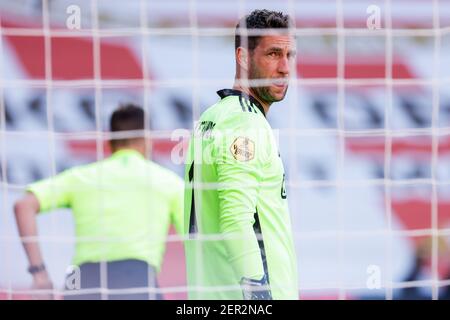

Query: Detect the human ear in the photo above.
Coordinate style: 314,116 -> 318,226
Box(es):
236,47 -> 249,71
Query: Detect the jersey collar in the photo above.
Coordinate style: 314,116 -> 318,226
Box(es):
217,89 -> 266,117
111,149 -> 144,159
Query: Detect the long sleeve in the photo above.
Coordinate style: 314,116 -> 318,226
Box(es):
213,113 -> 271,281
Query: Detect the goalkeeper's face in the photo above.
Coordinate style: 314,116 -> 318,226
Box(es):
248,35 -> 296,104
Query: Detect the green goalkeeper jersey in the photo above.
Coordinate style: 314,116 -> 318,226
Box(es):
184,89 -> 298,300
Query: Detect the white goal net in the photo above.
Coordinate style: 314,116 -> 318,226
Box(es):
0,0 -> 450,300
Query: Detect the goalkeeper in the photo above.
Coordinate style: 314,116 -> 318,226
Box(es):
14,104 -> 184,300
184,9 -> 298,300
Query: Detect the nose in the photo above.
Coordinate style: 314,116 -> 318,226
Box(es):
278,56 -> 290,75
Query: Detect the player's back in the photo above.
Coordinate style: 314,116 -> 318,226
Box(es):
29,149 -> 183,269
71,150 -> 183,268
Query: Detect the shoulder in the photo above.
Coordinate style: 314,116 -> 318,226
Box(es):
27,164 -> 82,191
57,159 -> 110,184
147,161 -> 183,186
147,162 -> 184,200
67,160 -> 101,176
202,98 -> 266,132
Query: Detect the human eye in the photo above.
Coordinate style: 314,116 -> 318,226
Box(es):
267,50 -> 281,58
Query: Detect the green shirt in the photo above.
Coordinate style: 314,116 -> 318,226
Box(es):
28,149 -> 184,270
184,89 -> 298,300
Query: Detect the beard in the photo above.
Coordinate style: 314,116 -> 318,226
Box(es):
248,61 -> 288,104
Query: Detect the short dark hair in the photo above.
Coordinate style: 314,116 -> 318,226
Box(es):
109,104 -> 145,149
235,9 -> 293,51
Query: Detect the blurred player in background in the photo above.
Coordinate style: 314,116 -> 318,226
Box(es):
184,10 -> 298,300
14,104 -> 184,300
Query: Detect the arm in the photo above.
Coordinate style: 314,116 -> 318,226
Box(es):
170,174 -> 185,236
14,192 -> 53,299
216,160 -> 265,280
214,115 -> 272,299
15,169 -> 74,299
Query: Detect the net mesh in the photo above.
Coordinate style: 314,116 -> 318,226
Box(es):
0,0 -> 450,300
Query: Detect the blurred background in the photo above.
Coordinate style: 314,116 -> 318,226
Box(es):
1,0 -> 450,299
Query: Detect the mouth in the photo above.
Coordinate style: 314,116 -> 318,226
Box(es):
272,79 -> 288,88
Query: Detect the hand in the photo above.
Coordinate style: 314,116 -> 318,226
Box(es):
240,275 -> 272,300
31,271 -> 54,300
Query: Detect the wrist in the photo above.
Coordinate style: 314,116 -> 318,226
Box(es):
28,263 -> 46,275
240,275 -> 272,300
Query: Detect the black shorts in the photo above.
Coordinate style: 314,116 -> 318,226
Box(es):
63,259 -> 162,300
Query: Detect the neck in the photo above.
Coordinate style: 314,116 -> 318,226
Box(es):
112,145 -> 146,157
233,81 -> 270,115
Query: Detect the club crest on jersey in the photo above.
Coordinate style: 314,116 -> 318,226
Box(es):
230,137 -> 255,162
